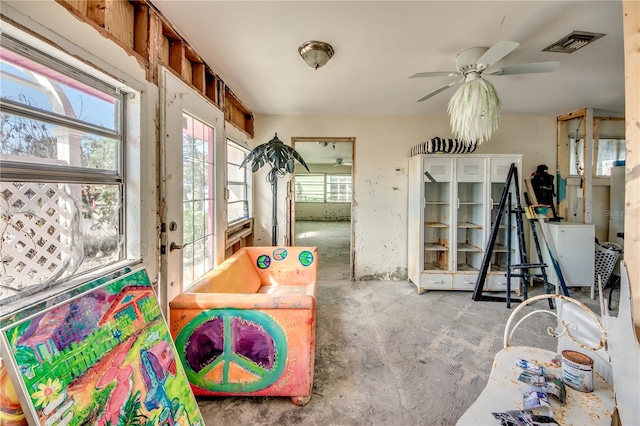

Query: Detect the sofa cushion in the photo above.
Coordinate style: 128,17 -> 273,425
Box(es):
189,251 -> 261,294
257,285 -> 311,295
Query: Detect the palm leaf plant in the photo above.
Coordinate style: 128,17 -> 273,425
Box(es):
240,133 -> 309,245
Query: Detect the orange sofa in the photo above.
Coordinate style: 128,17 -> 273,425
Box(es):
169,246 -> 318,405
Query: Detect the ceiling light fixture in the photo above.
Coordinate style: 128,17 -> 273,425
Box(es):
298,41 -> 334,70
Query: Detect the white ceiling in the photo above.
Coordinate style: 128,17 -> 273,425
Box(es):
152,1 -> 625,118
294,141 -> 354,165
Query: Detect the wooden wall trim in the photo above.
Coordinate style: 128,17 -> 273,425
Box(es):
622,0 -> 639,338
54,0 -> 254,137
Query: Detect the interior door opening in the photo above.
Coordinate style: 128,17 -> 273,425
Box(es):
289,137 -> 355,280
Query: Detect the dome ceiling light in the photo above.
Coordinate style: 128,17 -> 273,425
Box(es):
298,41 -> 334,70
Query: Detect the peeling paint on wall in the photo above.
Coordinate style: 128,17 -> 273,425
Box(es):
358,267 -> 408,282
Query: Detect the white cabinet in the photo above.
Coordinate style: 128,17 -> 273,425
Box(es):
408,154 -> 523,294
535,222 -> 595,289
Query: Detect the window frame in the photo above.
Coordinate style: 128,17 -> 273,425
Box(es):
325,174 -> 352,203
0,33 -> 134,306
295,173 -> 352,203
225,138 -> 252,225
568,136 -> 626,178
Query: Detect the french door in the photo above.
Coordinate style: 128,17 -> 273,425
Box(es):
160,69 -> 225,312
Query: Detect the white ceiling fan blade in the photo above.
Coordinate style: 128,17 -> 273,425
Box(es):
477,40 -> 520,69
489,61 -> 560,75
416,81 -> 460,102
409,71 -> 459,79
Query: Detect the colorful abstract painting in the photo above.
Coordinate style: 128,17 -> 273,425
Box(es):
0,268 -> 203,426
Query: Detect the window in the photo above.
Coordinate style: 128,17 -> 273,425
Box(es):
295,174 -> 325,202
226,140 -> 251,224
569,137 -> 626,177
295,173 -> 352,203
596,139 -> 625,176
326,174 -> 352,202
0,35 -> 127,303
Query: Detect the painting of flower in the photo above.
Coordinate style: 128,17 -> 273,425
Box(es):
32,378 -> 62,409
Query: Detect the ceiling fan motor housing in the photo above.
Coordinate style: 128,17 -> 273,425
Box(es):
455,46 -> 490,74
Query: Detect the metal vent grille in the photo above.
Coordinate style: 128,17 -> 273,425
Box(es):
543,31 -> 605,53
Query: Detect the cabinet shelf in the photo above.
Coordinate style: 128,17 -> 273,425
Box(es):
457,222 -> 483,229
492,243 -> 515,253
490,265 -> 508,272
425,222 -> 448,228
459,201 -> 483,205
457,264 -> 479,272
424,262 -> 448,271
424,243 -> 448,251
425,201 -> 449,205
457,243 -> 482,252
491,224 -> 514,229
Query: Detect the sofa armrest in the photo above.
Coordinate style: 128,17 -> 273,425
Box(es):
169,291 -> 316,310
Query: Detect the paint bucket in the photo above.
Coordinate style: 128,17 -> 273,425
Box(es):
561,350 -> 594,393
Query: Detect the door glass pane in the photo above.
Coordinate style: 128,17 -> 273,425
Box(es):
182,113 -> 215,288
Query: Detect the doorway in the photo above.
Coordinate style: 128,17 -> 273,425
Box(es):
289,137 -> 355,280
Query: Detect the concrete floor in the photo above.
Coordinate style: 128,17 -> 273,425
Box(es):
196,221 -> 608,425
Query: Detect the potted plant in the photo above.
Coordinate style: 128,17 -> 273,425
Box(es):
240,133 -> 309,245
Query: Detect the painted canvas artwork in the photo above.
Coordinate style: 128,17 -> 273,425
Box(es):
0,268 -> 203,426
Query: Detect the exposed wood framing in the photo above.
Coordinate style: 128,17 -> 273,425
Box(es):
55,0 -> 254,137
556,118 -> 570,218
133,3 -> 149,57
225,88 -> 254,138
584,108 -> 594,223
54,0 -> 143,63
557,109 -> 588,220
225,218 -> 254,259
623,0 -> 639,338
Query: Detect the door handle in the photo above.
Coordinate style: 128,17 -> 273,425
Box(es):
170,242 -> 189,252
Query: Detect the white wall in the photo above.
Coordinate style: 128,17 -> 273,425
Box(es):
254,114 -> 556,280
295,203 -> 351,221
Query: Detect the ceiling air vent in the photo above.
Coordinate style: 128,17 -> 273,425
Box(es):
543,31 -> 605,53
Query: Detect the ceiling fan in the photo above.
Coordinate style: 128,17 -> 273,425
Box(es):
410,40 -> 560,102
333,158 -> 352,167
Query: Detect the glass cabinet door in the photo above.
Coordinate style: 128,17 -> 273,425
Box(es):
456,181 -> 485,272
455,158 -> 485,273
489,159 -> 520,273
489,182 -> 514,272
423,181 -> 450,271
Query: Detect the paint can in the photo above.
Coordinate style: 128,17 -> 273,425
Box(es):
561,350 -> 594,393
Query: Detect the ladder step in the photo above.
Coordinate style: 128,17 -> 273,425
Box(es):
509,263 -> 547,269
